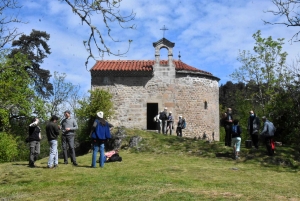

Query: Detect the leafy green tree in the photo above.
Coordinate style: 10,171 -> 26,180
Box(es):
231,30 -> 288,114
0,52 -> 35,131
76,89 -> 114,142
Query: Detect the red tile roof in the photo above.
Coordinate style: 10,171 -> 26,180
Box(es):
91,60 -> 212,75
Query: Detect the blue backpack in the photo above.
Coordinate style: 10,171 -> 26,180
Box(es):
182,119 -> 186,129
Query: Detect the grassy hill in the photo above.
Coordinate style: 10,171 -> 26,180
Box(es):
1,129 -> 300,201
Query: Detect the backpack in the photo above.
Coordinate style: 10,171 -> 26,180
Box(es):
108,153 -> 122,162
182,119 -> 186,129
159,112 -> 167,120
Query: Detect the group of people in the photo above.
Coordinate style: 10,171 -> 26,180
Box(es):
27,110 -> 114,168
154,107 -> 186,137
222,108 -> 276,159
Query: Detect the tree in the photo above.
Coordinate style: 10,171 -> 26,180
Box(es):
0,52 -> 36,131
62,0 -> 135,67
46,71 -> 80,118
9,30 -> 53,98
75,88 -> 113,142
231,30 -> 288,114
265,0 -> 300,42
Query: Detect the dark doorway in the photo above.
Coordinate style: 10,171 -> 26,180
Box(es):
147,103 -> 158,130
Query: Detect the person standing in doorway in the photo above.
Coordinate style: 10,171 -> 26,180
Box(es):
46,115 -> 60,168
154,112 -> 161,133
160,107 -> 168,134
61,110 -> 78,166
247,110 -> 260,149
28,117 -> 41,168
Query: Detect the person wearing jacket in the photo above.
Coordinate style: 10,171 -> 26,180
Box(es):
232,119 -> 242,160
247,110 -> 261,149
166,111 -> 174,135
61,110 -> 78,166
46,115 -> 60,168
28,117 -> 41,168
260,116 -> 276,156
90,111 -> 113,168
223,108 -> 234,147
176,116 -> 184,137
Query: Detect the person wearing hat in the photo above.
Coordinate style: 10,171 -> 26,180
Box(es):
166,111 -> 174,135
61,110 -> 78,166
160,107 -> 168,134
90,111 -> 113,168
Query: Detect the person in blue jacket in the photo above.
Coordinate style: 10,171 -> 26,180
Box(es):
90,111 -> 113,168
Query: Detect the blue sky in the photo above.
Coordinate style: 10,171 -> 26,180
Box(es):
9,0 -> 300,94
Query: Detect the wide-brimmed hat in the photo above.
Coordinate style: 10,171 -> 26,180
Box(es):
97,111 -> 104,118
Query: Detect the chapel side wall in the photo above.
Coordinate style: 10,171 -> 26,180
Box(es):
91,75 -> 219,141
174,77 -> 219,141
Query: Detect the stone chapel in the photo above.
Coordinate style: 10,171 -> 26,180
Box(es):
90,38 -> 220,140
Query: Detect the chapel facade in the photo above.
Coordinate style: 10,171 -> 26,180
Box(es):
90,38 -> 220,140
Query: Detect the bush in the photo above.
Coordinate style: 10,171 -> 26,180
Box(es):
0,132 -> 18,163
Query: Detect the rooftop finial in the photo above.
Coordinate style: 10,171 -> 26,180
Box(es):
178,51 -> 181,60
160,25 -> 168,38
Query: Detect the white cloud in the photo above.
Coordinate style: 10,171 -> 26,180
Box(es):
7,0 -> 300,91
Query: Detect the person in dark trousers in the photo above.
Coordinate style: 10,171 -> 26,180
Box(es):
90,111 -> 113,168
46,115 -> 60,168
166,111 -> 174,135
260,116 -> 276,156
223,108 -> 233,146
160,107 -> 168,134
232,119 -> 242,160
154,112 -> 161,134
61,110 -> 78,166
28,117 -> 41,168
176,116 -> 184,137
247,110 -> 260,149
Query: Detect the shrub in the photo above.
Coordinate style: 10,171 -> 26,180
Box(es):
0,132 -> 18,162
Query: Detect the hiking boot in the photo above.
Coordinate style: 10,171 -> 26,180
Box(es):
64,161 -> 68,165
54,164 -> 58,168
73,162 -> 78,166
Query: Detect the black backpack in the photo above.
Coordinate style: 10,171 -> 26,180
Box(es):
159,112 -> 167,120
108,153 -> 122,162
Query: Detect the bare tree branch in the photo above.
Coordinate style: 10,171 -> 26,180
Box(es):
264,0 -> 300,43
0,0 -> 25,49
62,0 -> 135,68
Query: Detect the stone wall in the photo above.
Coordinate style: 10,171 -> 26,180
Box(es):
91,72 -> 220,141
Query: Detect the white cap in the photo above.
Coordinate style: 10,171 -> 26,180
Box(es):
169,111 -> 172,113
97,111 -> 104,118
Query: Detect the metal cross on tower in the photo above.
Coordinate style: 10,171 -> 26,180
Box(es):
160,25 -> 168,38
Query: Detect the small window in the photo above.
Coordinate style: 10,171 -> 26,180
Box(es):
204,101 -> 208,110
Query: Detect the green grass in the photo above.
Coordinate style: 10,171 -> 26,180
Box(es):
1,129 -> 300,201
